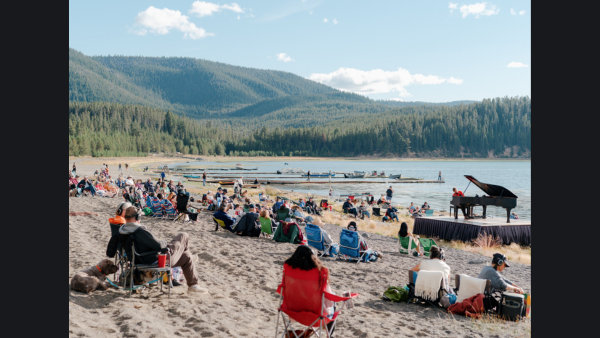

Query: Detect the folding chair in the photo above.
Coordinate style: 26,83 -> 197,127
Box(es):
398,236 -> 419,255
213,216 -> 227,231
274,263 -> 358,338
273,221 -> 301,244
418,238 -> 438,257
454,274 -> 497,313
406,270 -> 446,307
424,209 -> 434,216
305,223 -> 327,257
337,229 -> 367,263
116,235 -> 173,297
260,216 -> 274,238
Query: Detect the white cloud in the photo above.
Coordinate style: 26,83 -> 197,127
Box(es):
277,53 -> 293,63
507,61 -> 528,68
459,2 -> 499,18
189,1 -> 244,17
449,2 -> 458,13
135,6 -> 213,39
519,10 -> 526,15
510,8 -> 516,15
332,18 -> 338,25
309,67 -> 463,99
323,17 -> 328,23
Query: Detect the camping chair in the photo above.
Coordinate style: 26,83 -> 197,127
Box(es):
213,216 -> 227,231
418,238 -> 438,257
116,235 -> 173,297
406,270 -> 447,307
454,274 -> 497,313
305,223 -> 327,257
338,229 -> 367,263
277,208 -> 291,222
273,221 -> 301,244
398,236 -> 419,255
424,209 -> 434,216
260,216 -> 274,238
319,200 -> 329,210
274,263 -> 358,338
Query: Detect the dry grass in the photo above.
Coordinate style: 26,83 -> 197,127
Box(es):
180,180 -> 531,265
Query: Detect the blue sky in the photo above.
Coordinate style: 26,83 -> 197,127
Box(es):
69,1 -> 530,102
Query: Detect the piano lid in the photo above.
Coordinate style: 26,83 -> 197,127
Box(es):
464,175 -> 518,198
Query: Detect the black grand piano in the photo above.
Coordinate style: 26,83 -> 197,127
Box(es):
450,175 -> 518,223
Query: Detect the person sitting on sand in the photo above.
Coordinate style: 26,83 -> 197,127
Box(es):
398,222 -> 423,256
78,176 -> 96,196
273,197 -> 284,212
305,197 -> 321,216
118,206 -> 207,293
385,206 -> 399,222
281,245 -> 342,333
452,187 -> 464,197
233,205 -> 261,237
291,205 -> 314,224
410,246 -> 451,282
478,253 -> 524,294
69,175 -> 79,195
358,201 -> 370,219
213,204 -> 236,232
421,202 -> 430,211
347,221 -> 382,262
342,198 -> 358,218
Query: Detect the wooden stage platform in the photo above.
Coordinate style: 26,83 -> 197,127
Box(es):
413,216 -> 531,246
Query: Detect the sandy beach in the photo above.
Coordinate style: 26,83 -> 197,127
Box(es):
69,157 -> 531,337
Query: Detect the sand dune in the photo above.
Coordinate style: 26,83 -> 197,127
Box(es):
69,195 -> 530,337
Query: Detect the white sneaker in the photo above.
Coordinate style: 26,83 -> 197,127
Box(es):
188,284 -> 208,294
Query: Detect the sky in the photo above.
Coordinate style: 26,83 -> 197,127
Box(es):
69,1 -> 530,102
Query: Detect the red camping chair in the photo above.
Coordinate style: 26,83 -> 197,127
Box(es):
275,263 -> 358,337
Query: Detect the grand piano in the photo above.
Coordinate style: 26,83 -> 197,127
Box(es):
450,175 -> 518,223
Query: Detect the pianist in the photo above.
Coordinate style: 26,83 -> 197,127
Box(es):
452,187 -> 464,197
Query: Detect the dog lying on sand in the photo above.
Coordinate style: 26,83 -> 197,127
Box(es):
70,258 -> 119,293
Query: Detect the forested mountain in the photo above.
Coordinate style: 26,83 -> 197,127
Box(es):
69,49 -> 530,158
69,97 -> 530,158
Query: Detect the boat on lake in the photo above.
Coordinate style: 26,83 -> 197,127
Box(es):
277,168 -> 305,174
344,171 -> 366,178
301,172 -> 335,177
389,174 -> 402,179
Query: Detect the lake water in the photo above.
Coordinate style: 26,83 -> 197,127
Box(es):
171,160 -> 531,220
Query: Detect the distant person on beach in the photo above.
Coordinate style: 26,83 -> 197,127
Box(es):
118,163 -> 122,171
202,171 -> 207,186
398,222 -> 423,256
386,186 -> 393,203
452,187 -> 464,197
125,163 -> 129,170
343,198 -> 358,218
478,253 -> 524,295
72,162 -> 76,175
78,176 -> 96,196
161,171 -> 166,181
510,212 -> 519,220
347,221 -> 382,262
438,171 -> 442,181
421,202 -> 430,211
358,201 -> 370,219
118,206 -> 207,293
307,170 -> 311,182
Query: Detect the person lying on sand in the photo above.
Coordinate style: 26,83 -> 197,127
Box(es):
118,206 -> 208,294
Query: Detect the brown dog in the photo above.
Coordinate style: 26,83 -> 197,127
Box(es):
70,258 -> 119,293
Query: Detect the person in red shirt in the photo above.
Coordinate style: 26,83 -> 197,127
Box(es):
452,187 -> 464,197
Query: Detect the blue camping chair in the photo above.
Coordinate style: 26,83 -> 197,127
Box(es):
305,223 -> 327,257
338,229 -> 367,263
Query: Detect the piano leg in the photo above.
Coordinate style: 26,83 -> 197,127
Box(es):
482,205 -> 487,219
506,208 -> 511,223
454,206 -> 458,219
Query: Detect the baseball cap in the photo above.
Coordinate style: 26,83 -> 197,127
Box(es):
492,253 -> 510,267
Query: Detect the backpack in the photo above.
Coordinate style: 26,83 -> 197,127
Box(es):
142,207 -> 154,216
